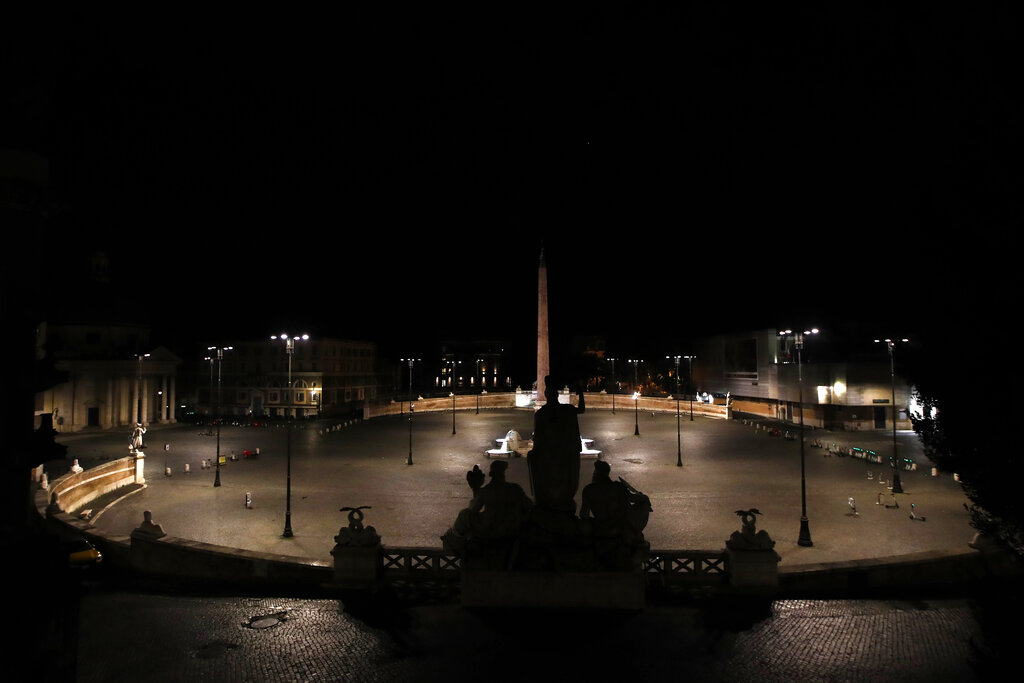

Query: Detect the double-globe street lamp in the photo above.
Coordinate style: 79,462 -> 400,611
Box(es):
628,359 -> 642,435
667,355 -> 683,467
684,355 -> 696,421
207,346 -> 232,487
270,333 -> 308,538
608,357 -> 617,414
447,359 -> 460,435
400,357 -> 419,418
780,327 -> 818,547
875,337 -> 909,494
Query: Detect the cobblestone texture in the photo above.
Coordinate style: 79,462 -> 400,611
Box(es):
75,593 -> 989,682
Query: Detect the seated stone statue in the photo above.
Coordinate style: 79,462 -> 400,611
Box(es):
132,510 -> 166,539
579,461 -> 651,568
443,461 -> 533,557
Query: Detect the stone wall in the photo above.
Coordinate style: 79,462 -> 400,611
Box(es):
365,392 -> 730,420
43,455 -> 140,514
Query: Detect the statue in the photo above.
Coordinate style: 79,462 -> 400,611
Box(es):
132,510 -> 166,538
726,508 -> 776,551
466,464 -> 485,495
335,506 -> 380,547
579,460 -> 651,568
130,423 -> 146,451
448,460 -> 533,543
527,376 -> 585,517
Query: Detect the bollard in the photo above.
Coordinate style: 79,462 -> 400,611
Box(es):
931,467 -> 938,477
165,466 -> 171,477
184,463 -> 190,474
245,492 -> 252,509
256,447 -> 260,457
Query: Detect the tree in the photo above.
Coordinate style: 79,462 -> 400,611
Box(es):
907,329 -> 1021,556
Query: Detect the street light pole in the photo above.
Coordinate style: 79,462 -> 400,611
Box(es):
476,358 -> 483,414
629,359 -> 642,435
781,328 -> 817,547
876,338 -> 909,494
608,358 -> 617,414
407,404 -> 414,465
135,352 -> 150,425
208,346 -> 232,487
684,355 -> 696,420
271,333 -> 308,538
400,357 -> 419,417
668,355 -> 682,466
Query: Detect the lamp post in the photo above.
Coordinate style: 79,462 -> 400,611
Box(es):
270,333 -> 308,538
629,359 -> 642,435
447,359 -> 459,434
684,355 -> 696,421
780,328 -> 817,547
608,357 -> 617,414
208,346 -> 232,487
476,358 -> 483,414
206,355 -> 215,435
134,352 -> 150,424
400,357 -> 419,417
667,355 -> 682,466
407,403 -> 414,465
875,338 -> 909,494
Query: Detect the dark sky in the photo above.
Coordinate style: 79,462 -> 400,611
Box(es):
4,5 -> 1016,367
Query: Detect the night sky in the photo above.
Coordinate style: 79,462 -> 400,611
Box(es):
3,5 -> 1015,369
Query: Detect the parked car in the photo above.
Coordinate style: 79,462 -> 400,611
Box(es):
63,536 -> 102,567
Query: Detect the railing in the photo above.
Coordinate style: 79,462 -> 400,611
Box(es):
375,546 -> 729,587
643,549 -> 729,586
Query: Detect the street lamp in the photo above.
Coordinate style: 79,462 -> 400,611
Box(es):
407,403 -> 415,465
207,346 -> 232,487
270,333 -> 309,538
400,357 -> 420,417
629,359 -> 642,435
447,359 -> 459,434
206,354 -> 215,435
667,355 -> 682,466
875,337 -> 909,494
134,352 -> 150,424
608,357 -> 617,414
476,358 -> 484,414
684,355 -> 696,421
780,328 -> 818,546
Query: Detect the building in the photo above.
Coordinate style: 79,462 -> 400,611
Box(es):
432,341 -> 514,394
197,336 -> 381,420
693,328 -> 915,431
35,321 -> 182,432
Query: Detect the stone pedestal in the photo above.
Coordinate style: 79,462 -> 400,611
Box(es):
727,548 -> 781,593
330,545 -> 381,588
133,450 -> 146,484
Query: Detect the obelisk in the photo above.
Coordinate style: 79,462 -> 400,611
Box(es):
536,246 -> 549,405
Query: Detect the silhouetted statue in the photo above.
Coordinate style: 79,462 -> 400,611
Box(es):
527,376 -> 585,518
132,510 -> 166,538
579,460 -> 651,567
450,460 -> 533,543
335,505 -> 381,547
726,508 -> 775,551
466,464 -> 485,495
